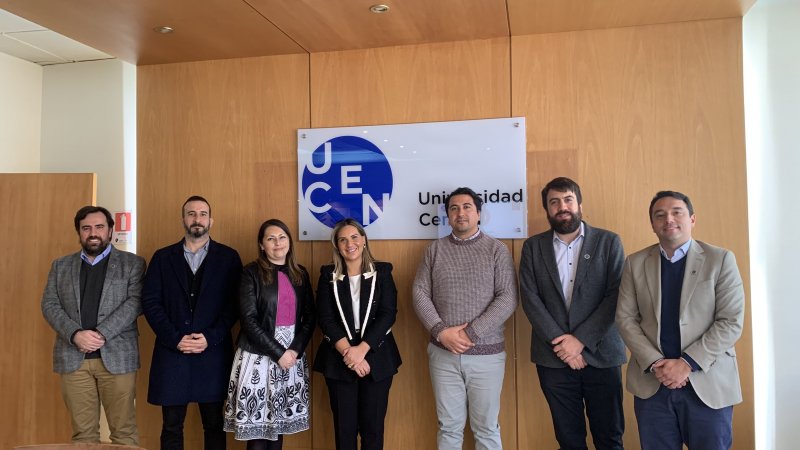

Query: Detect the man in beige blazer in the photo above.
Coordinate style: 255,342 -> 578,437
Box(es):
616,191 -> 744,450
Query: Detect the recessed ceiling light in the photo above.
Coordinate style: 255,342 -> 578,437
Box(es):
153,26 -> 174,34
370,4 -> 390,13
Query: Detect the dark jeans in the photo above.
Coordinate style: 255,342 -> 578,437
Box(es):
537,365 -> 625,450
161,401 -> 226,450
634,383 -> 733,450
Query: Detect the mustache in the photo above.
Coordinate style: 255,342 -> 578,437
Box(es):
553,210 -> 575,220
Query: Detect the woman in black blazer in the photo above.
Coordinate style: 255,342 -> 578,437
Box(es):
313,218 -> 402,450
223,219 -> 315,450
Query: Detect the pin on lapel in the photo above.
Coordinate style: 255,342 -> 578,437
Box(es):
583,254 -> 590,260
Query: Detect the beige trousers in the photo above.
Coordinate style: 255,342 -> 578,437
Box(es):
60,358 -> 138,445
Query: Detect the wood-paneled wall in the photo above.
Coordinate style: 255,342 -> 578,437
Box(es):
512,18 -> 752,449
134,18 -> 751,450
1,173 -> 96,449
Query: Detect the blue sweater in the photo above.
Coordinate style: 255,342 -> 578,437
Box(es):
659,254 -> 686,359
659,255 -> 700,371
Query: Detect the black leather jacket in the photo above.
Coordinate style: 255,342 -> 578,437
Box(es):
236,261 -> 315,361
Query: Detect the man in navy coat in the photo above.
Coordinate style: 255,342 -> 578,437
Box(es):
143,195 -> 242,450
519,177 -> 627,450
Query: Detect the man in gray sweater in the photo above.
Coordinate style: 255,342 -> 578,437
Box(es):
413,187 -> 518,450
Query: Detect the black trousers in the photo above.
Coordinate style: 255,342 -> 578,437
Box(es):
537,365 -> 625,450
325,376 -> 393,450
161,401 -> 226,450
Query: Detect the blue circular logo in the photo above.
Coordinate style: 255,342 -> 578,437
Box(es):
301,136 -> 393,228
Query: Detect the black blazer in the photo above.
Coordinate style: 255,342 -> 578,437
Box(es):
519,222 -> 627,369
313,261 -> 402,382
236,261 -> 316,361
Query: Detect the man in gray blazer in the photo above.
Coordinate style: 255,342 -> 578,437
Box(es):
41,205 -> 146,445
520,177 -> 626,450
616,191 -> 744,450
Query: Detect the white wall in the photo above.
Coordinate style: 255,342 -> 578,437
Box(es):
743,1 -> 800,449
0,52 -> 42,171
40,59 -> 137,250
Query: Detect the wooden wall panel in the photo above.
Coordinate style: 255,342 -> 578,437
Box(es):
134,17 -> 751,450
310,38 -> 511,127
512,18 -> 752,449
0,173 -> 96,448
137,54 -> 311,450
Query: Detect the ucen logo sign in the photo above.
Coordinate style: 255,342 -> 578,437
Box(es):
301,136 -> 393,228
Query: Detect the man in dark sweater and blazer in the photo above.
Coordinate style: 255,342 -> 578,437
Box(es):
616,191 -> 744,450
41,205 -> 146,445
519,177 -> 626,450
142,196 -> 242,450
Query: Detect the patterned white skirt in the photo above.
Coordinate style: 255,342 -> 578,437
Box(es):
223,325 -> 311,440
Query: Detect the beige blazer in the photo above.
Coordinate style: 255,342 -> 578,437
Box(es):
615,240 -> 744,409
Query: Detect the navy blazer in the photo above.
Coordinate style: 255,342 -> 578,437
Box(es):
519,222 -> 627,369
313,262 -> 402,382
142,239 -> 242,405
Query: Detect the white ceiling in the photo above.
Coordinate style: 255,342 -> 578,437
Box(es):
0,8 -> 111,65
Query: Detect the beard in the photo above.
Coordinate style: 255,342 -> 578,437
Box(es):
548,209 -> 582,235
81,235 -> 110,256
184,222 -> 209,238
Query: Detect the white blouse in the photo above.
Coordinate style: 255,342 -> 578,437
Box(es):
349,274 -> 362,329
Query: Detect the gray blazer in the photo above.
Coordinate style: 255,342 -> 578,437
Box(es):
520,222 -> 627,368
41,246 -> 146,374
616,241 -> 744,409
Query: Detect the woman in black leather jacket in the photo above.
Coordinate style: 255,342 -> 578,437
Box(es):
313,218 -> 402,450
223,219 -> 315,450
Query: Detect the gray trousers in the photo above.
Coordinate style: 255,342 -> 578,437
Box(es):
427,343 -> 505,450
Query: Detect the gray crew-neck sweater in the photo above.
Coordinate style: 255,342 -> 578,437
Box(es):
412,231 -> 518,355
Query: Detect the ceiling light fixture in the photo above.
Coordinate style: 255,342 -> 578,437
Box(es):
153,26 -> 174,34
369,4 -> 390,13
